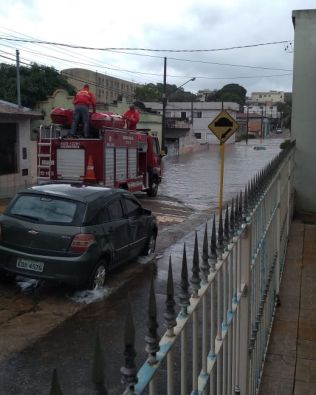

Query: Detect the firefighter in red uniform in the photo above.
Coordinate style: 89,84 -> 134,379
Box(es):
123,105 -> 140,130
70,84 -> 96,138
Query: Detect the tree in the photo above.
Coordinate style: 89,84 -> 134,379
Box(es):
206,83 -> 247,106
277,96 -> 292,130
0,63 -> 76,108
135,83 -> 196,102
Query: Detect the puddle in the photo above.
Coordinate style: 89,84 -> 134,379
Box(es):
69,287 -> 112,304
16,276 -> 39,291
137,253 -> 156,265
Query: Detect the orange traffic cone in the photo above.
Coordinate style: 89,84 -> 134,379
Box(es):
84,155 -> 97,183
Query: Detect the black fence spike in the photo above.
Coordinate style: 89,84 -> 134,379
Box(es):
92,330 -> 106,392
179,243 -> 190,316
235,193 -> 239,230
50,368 -> 63,395
224,204 -> 230,246
145,275 -> 160,364
210,214 -> 217,272
121,300 -> 138,391
239,190 -> 243,223
201,223 -> 210,284
243,185 -> 248,220
230,198 -> 235,237
191,231 -> 201,297
164,257 -> 177,336
217,209 -> 224,259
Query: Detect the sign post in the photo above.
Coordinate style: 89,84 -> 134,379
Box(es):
208,110 -> 239,210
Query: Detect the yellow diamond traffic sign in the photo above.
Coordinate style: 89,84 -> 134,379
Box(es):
208,110 -> 239,144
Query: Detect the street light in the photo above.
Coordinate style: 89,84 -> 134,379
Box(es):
161,76 -> 196,154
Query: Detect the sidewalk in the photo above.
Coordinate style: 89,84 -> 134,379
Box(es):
259,222 -> 316,395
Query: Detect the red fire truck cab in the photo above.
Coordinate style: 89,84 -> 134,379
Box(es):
37,126 -> 162,197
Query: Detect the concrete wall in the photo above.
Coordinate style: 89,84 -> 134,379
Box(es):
292,9 -> 316,214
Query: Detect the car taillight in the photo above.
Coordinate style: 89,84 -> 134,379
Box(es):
69,233 -> 96,254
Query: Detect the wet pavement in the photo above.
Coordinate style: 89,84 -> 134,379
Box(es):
259,222 -> 316,395
0,137 -> 286,394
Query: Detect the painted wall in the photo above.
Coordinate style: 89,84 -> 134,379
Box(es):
291,9 -> 316,214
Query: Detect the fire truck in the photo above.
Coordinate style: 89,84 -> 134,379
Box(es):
37,109 -> 162,197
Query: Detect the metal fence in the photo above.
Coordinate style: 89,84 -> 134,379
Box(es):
119,142 -> 295,395
48,143 -> 295,395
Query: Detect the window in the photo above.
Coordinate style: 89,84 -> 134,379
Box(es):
194,132 -> 202,139
181,112 -> 186,120
124,197 -> 141,217
0,123 -> 17,175
193,111 -> 202,118
107,199 -> 124,220
8,195 -> 81,225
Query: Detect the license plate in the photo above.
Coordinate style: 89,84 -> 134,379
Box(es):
16,258 -> 44,273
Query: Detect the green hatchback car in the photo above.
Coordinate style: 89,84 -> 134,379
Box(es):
0,184 -> 157,289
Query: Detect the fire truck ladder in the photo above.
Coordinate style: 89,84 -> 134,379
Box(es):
37,125 -> 53,182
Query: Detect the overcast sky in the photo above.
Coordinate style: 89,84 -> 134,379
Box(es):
0,0 -> 315,96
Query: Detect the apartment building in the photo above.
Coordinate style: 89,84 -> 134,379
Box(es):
61,68 -> 137,104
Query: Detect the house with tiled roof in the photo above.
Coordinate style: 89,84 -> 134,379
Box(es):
0,100 -> 42,198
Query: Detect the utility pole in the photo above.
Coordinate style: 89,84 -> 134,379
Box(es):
161,57 -> 167,154
16,50 -> 21,108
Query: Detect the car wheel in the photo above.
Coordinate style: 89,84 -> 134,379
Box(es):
88,260 -> 107,290
142,233 -> 157,256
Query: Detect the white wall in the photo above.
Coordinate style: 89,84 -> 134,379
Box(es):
144,101 -> 239,144
291,9 -> 316,214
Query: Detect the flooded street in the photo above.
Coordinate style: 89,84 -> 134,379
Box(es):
0,137 -> 286,394
160,138 -> 282,210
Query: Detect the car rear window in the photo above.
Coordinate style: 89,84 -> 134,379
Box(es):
7,194 -> 85,225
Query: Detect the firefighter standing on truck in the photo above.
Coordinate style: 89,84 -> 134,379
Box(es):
70,84 -> 96,138
123,105 -> 140,130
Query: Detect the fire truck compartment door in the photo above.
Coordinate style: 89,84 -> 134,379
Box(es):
128,148 -> 137,179
57,148 -> 85,180
105,147 -> 114,187
116,148 -> 127,182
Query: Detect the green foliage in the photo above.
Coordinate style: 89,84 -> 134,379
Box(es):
0,63 -> 76,109
135,83 -> 197,102
280,139 -> 292,150
277,100 -> 292,130
206,83 -> 247,106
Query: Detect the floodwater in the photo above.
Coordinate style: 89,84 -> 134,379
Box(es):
160,138 -> 282,210
0,137 -> 286,395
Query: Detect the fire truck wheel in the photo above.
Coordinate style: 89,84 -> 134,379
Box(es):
147,181 -> 158,197
141,232 -> 157,256
88,260 -> 107,289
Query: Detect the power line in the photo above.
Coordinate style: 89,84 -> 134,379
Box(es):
106,49 -> 292,71
0,36 -> 291,53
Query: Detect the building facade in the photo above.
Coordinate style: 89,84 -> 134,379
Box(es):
0,101 -> 42,198
250,91 -> 285,104
143,101 -> 240,148
61,68 -> 137,104
291,9 -> 316,215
